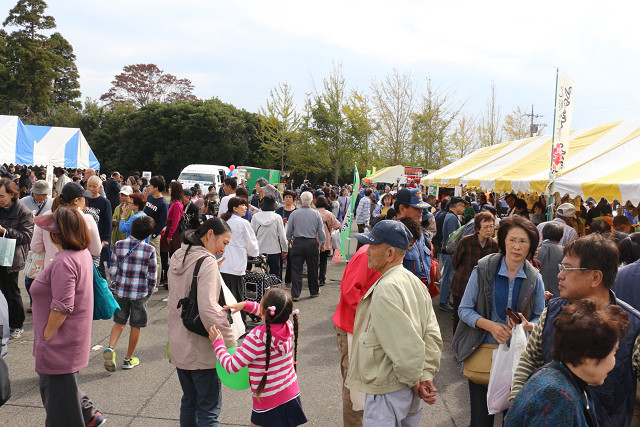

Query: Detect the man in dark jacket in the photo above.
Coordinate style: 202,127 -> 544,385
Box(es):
104,172 -> 122,211
86,176 -> 113,278
0,178 -> 34,339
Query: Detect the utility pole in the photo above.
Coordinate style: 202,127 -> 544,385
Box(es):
523,104 -> 545,137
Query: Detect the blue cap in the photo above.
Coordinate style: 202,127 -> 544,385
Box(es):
396,188 -> 429,209
355,220 -> 413,250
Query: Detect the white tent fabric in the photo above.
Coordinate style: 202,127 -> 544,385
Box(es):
424,118 -> 640,204
370,165 -> 404,183
0,115 -> 100,169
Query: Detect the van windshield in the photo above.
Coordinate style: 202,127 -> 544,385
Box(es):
178,173 -> 216,183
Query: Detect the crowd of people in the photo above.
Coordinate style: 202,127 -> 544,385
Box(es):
3,160 -> 640,426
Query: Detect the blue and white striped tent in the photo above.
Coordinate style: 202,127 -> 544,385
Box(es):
0,115 -> 100,169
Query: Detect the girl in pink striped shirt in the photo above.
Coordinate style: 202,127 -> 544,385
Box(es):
208,288 -> 307,427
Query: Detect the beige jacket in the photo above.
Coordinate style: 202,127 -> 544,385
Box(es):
345,264 -> 443,395
167,244 -> 236,370
318,208 -> 341,252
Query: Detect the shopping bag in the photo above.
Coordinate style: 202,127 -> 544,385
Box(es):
219,272 -> 245,341
486,324 -> 527,414
0,231 -> 16,267
23,251 -> 45,279
93,265 -> 121,320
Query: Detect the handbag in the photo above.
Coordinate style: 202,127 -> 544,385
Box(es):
176,256 -> 211,337
23,251 -> 45,279
0,230 -> 16,267
0,354 -> 10,407
487,324 -> 527,414
331,229 -> 341,250
419,277 -> 440,299
462,343 -> 499,385
93,265 -> 121,320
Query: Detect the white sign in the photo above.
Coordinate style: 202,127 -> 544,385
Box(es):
142,171 -> 152,180
550,71 -> 575,177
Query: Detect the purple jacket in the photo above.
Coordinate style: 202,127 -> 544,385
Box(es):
31,249 -> 94,375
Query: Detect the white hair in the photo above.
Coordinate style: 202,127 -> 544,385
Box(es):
88,175 -> 102,186
300,191 -> 313,205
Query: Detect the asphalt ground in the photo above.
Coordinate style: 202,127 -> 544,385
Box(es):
0,232 -> 479,426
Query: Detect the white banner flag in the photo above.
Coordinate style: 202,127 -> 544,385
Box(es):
550,71 -> 575,177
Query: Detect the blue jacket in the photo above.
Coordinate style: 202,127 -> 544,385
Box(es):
403,233 -> 432,283
614,260 -> 640,312
542,293 -> 640,426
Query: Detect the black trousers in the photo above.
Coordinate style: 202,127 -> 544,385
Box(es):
319,249 -> 332,283
39,372 -> 98,427
356,224 -> 366,250
0,268 -> 24,329
290,238 -> 319,298
220,272 -> 246,322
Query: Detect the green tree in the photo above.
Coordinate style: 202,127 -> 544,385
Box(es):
502,106 -> 531,141
257,82 -> 300,173
343,90 -> 376,171
306,64 -> 353,183
411,78 -> 464,169
1,0 -> 81,116
450,114 -> 478,159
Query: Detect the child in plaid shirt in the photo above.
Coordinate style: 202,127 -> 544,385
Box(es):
103,216 -> 157,371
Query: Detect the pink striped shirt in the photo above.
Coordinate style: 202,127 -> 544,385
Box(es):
213,301 -> 300,411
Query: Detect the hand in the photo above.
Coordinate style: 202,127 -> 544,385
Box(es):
167,238 -> 172,243
102,241 -> 109,248
507,312 -> 533,332
223,301 -> 247,314
544,291 -> 553,301
216,256 -> 225,267
281,252 -> 287,259
208,325 -> 223,343
490,322 -> 512,344
412,380 -> 438,405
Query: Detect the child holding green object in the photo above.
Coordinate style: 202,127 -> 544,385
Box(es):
209,288 -> 307,426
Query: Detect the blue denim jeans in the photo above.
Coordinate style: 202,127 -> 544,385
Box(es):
440,253 -> 453,306
176,368 -> 222,427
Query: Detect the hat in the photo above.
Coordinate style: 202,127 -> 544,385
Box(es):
314,189 -> 325,198
556,203 -> 576,218
61,182 -> 92,202
119,185 -> 133,196
31,180 -> 49,195
449,196 -> 466,207
261,194 -> 278,211
183,188 -> 193,198
395,188 -> 428,209
263,184 -> 278,197
355,220 -> 413,250
34,212 -> 60,233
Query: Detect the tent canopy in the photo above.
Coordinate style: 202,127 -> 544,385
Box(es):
0,115 -> 100,169
424,118 -> 640,204
370,165 -> 404,183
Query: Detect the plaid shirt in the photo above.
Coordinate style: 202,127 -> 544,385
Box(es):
451,233 -> 499,298
109,237 -> 157,300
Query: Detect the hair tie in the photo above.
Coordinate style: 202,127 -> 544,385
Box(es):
293,309 -> 299,315
263,369 -> 269,373
268,306 -> 276,316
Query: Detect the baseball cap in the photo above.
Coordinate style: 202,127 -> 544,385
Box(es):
61,182 -> 92,202
396,188 -> 429,209
449,196 -> 466,207
183,188 -> 193,198
314,189 -> 325,198
119,185 -> 133,196
556,203 -> 576,218
31,180 -> 49,195
355,220 -> 413,250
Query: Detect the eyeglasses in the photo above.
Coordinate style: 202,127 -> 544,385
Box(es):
558,264 -> 591,273
480,225 -> 495,230
507,238 -> 530,247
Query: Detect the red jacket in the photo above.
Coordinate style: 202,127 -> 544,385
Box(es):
332,245 -> 381,333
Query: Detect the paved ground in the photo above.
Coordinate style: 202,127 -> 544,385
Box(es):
0,234 -> 476,426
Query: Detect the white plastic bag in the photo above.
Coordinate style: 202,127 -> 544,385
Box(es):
487,324 -> 527,414
218,272 -> 246,341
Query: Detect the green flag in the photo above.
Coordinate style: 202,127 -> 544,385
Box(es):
337,164 -> 359,261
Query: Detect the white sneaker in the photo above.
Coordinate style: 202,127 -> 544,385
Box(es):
10,328 -> 23,340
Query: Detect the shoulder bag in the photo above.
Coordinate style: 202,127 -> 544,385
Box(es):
93,264 -> 121,320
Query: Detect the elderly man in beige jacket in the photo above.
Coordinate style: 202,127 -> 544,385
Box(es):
345,220 -> 443,427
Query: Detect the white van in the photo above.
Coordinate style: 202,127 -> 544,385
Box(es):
177,164 -> 230,194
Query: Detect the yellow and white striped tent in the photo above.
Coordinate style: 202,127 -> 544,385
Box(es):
424,118 -> 640,204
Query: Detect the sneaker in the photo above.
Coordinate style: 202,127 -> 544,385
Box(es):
87,411 -> 106,426
292,297 -> 299,302
122,357 -> 140,369
439,303 -> 454,312
27,306 -> 32,313
9,328 -> 23,340
103,347 -> 116,372
310,290 -> 321,298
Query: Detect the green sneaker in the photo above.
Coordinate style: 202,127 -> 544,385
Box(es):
103,347 -> 116,372
122,357 -> 140,369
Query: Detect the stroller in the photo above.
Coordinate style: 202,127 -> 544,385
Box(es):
244,255 -> 283,305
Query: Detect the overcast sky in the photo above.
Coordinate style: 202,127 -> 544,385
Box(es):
5,0 -> 640,131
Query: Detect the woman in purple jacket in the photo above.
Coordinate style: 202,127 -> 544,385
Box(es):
31,207 -> 105,426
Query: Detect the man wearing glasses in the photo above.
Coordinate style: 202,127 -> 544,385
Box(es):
510,233 -> 640,426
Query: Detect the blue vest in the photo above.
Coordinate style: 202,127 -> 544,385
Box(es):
403,233 -> 432,283
542,293 -> 640,427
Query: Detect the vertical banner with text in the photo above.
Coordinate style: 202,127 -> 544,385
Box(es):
550,71 -> 575,178
336,164 -> 359,261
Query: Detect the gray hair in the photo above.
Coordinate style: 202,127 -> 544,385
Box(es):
300,191 -> 313,205
88,175 -> 102,186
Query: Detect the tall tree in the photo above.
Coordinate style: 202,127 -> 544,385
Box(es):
371,69 -> 415,164
306,64 -> 353,183
257,82 -> 300,173
450,114 -> 478,159
1,0 -> 81,115
502,106 -> 531,141
411,78 -> 464,169
478,82 -> 502,147
100,64 -> 198,107
342,90 -> 376,172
